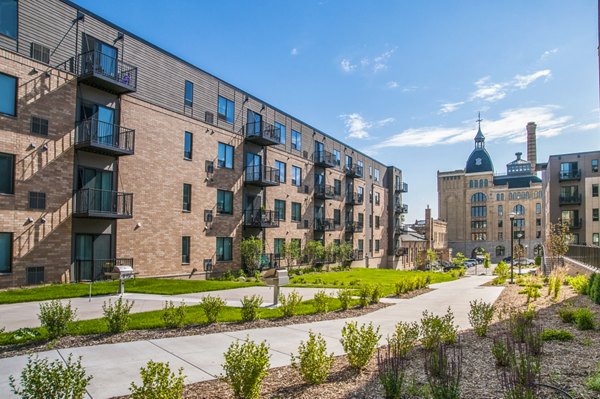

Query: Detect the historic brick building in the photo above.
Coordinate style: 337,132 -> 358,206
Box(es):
0,0 -> 409,287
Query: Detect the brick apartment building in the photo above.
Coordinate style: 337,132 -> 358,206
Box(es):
0,0 -> 409,288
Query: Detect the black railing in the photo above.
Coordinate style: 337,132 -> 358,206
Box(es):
75,118 -> 135,155
395,182 -> 409,193
562,218 -> 582,229
244,120 -> 281,145
566,245 -> 600,270
314,184 -> 337,199
257,253 -> 283,270
244,165 -> 281,186
345,221 -> 364,233
559,169 -> 581,181
394,224 -> 405,235
243,209 -> 280,228
74,188 -> 133,218
559,194 -> 582,205
314,218 -> 340,231
344,164 -> 363,178
352,249 -> 364,260
345,192 -> 364,205
74,258 -> 134,282
314,150 -> 337,168
75,50 -> 137,92
395,202 -> 408,214
395,247 -> 408,256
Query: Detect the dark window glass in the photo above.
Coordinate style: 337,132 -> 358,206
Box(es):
217,142 -> 234,169
275,199 -> 286,221
333,209 -> 341,225
593,184 -> 599,197
28,192 -> 46,209
183,183 -> 191,211
593,208 -> 599,222
275,161 -> 286,183
375,216 -> 380,228
291,130 -> 301,151
0,232 -> 12,273
291,202 -> 301,222
217,190 -> 233,214
334,179 -> 341,195
333,149 -> 341,166
26,266 -> 44,284
0,72 -> 17,116
592,159 -> 599,173
217,96 -> 234,123
182,236 -> 190,263
0,0 -> 17,39
274,122 -> 286,144
274,238 -> 285,257
184,131 -> 193,160
216,237 -> 232,261
30,116 -> 48,135
375,240 -> 380,252
0,153 -> 14,194
184,80 -> 193,107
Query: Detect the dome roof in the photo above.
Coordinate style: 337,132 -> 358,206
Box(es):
466,148 -> 494,173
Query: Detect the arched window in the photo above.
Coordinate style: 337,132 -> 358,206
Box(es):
479,179 -> 483,187
471,192 -> 487,203
484,179 -> 488,187
496,245 -> 505,257
474,180 -> 478,188
469,180 -> 473,188
514,204 -> 525,215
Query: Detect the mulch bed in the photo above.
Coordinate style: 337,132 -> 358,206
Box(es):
113,282 -> 600,399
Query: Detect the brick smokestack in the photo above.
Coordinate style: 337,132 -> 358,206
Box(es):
526,122 -> 537,171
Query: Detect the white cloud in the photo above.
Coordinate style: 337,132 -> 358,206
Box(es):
290,48 -> 298,56
578,122 -> 600,131
440,101 -> 465,114
540,48 -> 558,61
386,81 -> 399,89
340,113 -> 395,139
470,76 -> 507,102
371,105 -> 572,148
339,48 -> 397,74
402,85 -> 417,93
372,49 -> 395,72
514,69 -> 551,89
340,59 -> 356,72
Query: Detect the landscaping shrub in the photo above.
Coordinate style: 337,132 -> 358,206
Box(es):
279,290 -> 303,317
557,305 -> 576,324
574,308 -> 595,330
493,261 -> 510,280
499,341 -> 541,399
388,321 -> 420,359
548,268 -> 565,301
540,329 -> 574,342
378,345 -> 407,399
313,290 -> 330,313
491,336 -> 510,367
395,280 -> 408,296
518,277 -> 541,303
38,299 -> 77,340
358,285 -> 372,307
102,296 -> 134,333
201,295 -> 225,324
240,295 -> 263,322
9,354 -> 92,399
523,325 -> 543,357
340,321 -> 381,371
424,343 -> 462,399
222,337 -> 270,399
509,309 -> 535,343
291,331 -> 334,385
420,307 -> 458,351
587,362 -> 600,393
162,300 -> 187,329
337,288 -> 353,310
129,360 -> 185,399
566,274 -> 589,295
590,273 -> 600,304
371,284 -> 383,304
467,299 -> 494,337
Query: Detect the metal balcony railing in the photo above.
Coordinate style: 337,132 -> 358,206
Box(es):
314,150 -> 337,168
75,118 -> 135,156
74,258 -> 134,282
559,169 -> 581,181
243,209 -> 280,228
314,184 -> 337,199
345,192 -> 364,205
314,218 -> 340,232
244,165 -> 281,186
74,50 -> 137,93
344,164 -> 363,178
559,194 -> 582,205
562,218 -> 582,229
74,188 -> 133,219
395,202 -> 408,214
345,221 -> 364,233
244,120 -> 281,145
395,182 -> 409,193
566,245 -> 600,270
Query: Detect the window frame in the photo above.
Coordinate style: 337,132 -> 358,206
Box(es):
275,160 -> 286,183
0,232 -> 12,273
0,152 -> 15,194
217,142 -> 234,169
291,129 -> 302,151
217,95 -> 234,124
291,165 -> 302,187
217,189 -> 233,215
184,131 -> 193,160
181,236 -> 190,264
182,183 -> 192,212
274,199 -> 286,221
28,191 -> 46,210
0,0 -> 17,40
274,122 -> 286,144
184,80 -> 193,107
592,159 -> 598,173
216,237 -> 233,262
291,202 -> 301,222
0,72 -> 17,117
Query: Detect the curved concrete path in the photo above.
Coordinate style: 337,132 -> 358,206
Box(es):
0,276 -> 503,399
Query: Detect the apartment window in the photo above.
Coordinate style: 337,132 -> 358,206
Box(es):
536,218 -> 541,226
572,233 -> 580,245
182,184 -> 191,211
471,206 -> 486,217
0,153 -> 14,194
0,72 -> 17,116
593,233 -> 599,246
333,149 -> 341,166
275,161 -> 286,183
291,166 -> 302,186
26,266 -> 44,285
275,122 -> 286,144
369,215 -> 373,228
496,245 -> 505,257
275,199 -> 286,221
374,168 -> 380,182
593,208 -> 599,222
592,159 -> 599,173
345,155 -> 352,168
181,236 -> 190,264
375,240 -> 380,252
291,129 -> 301,151
291,238 -> 302,253
498,205 -> 503,216
274,238 -> 285,258
536,203 -> 541,214
28,192 -> 46,210
217,96 -> 234,123
184,80 -> 193,107
217,142 -> 234,169
216,237 -> 233,261
375,192 -> 380,205
536,231 -> 542,238
333,209 -> 341,225
498,232 -> 503,240
469,180 -> 473,188
0,232 -> 12,273
291,202 -> 301,222
30,42 -> 50,64
498,220 -> 503,228
184,131 -> 193,160
358,239 -> 364,251
357,160 -> 364,177
217,190 -> 233,214
358,213 -> 364,227
593,184 -> 599,197
30,116 -> 48,136
513,204 -> 525,215
334,179 -> 341,195
369,166 -> 373,178
375,216 -> 380,229
369,239 -> 373,252
0,0 -> 17,39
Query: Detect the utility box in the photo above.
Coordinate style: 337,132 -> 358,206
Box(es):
264,269 -> 290,305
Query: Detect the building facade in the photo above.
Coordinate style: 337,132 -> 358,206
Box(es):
541,151 -> 600,246
437,122 -> 544,262
410,206 -> 450,261
0,0 -> 409,288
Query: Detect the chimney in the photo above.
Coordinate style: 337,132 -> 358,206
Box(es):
425,205 -> 431,221
526,122 -> 537,171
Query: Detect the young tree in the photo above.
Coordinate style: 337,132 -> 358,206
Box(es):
305,240 -> 325,267
338,242 -> 354,269
241,237 -> 263,274
323,242 -> 337,264
547,220 -> 572,270
426,248 -> 438,271
453,252 -> 466,267
483,252 -> 491,275
283,240 -> 301,268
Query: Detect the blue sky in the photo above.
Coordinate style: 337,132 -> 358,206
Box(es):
74,0 -> 600,222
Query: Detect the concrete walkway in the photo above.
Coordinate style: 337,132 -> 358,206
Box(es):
0,276 -> 503,399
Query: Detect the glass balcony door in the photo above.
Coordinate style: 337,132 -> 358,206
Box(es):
246,152 -> 261,181
75,234 -> 112,281
78,167 -> 114,213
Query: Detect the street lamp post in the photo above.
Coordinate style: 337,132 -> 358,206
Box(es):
509,212 -> 516,284
517,232 -> 523,276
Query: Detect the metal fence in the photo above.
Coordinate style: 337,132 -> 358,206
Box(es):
566,245 -> 600,270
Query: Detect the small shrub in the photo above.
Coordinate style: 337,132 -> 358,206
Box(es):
378,345 -> 407,399
162,301 -> 187,329
279,290 -> 303,317
102,296 -> 134,334
491,337 -> 510,367
509,309 -> 535,343
371,284 -> 383,304
395,280 -> 407,296
291,331 -> 334,385
313,290 -> 330,313
340,321 -> 381,371
358,285 -> 372,307
9,354 -> 92,399
494,261 -> 510,280
541,329 -> 574,342
558,305 -> 576,324
38,300 -> 77,340
424,343 -> 462,399
574,308 -> 595,330
587,362 -> 600,392
467,299 -> 494,337
498,338 -> 541,399
420,307 -> 458,351
201,295 -> 225,324
222,270 -> 235,281
566,274 -> 589,295
222,337 -> 270,399
241,295 -> 263,322
129,360 -> 185,399
337,288 -> 353,310
389,321 -> 420,359
590,273 -> 600,304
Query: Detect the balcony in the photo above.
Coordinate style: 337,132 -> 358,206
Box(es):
394,247 -> 408,257
244,165 -> 281,187
75,119 -> 135,156
394,224 -> 406,235
74,188 -> 133,219
345,221 -> 364,233
243,209 -> 280,228
344,164 -> 363,178
75,50 -> 137,94
559,169 -> 581,181
395,202 -> 408,214
314,218 -> 341,232
314,184 -> 338,200
562,218 -> 582,229
352,249 -> 364,260
395,182 -> 409,193
74,258 -> 134,282
345,192 -> 364,205
559,194 -> 582,206
314,150 -> 337,168
244,120 -> 281,146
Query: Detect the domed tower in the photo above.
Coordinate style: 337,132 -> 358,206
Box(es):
465,124 -> 494,174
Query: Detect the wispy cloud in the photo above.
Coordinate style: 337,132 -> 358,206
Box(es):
340,59 -> 357,72
578,122 -> 600,131
372,49 -> 396,72
372,105 -> 572,148
440,101 -> 465,114
386,81 -> 399,89
340,113 -> 395,139
540,48 -> 558,61
470,76 -> 507,102
514,69 -> 551,89
290,48 -> 298,56
340,48 -> 397,74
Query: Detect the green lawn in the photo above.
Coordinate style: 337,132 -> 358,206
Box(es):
0,278 -> 262,304
289,268 -> 457,296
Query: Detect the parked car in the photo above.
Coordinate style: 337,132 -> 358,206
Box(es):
512,258 -> 535,266
443,262 -> 461,272
503,256 -> 512,263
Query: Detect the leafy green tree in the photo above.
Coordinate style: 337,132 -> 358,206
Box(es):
283,240 -> 301,268
241,236 -> 263,274
338,242 -> 354,268
483,252 -> 491,273
426,248 -> 438,271
453,252 -> 466,267
305,240 -> 325,266
547,220 -> 572,270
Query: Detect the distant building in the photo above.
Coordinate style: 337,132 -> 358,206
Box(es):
398,227 -> 427,269
437,121 -> 544,261
540,151 -> 600,246
410,206 -> 451,261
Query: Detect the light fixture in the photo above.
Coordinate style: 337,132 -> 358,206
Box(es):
30,67 -> 39,75
39,217 -> 46,224
260,104 -> 265,112
28,143 -> 37,150
40,144 -> 48,152
26,217 -> 34,223
135,222 -> 142,229
113,32 -> 124,45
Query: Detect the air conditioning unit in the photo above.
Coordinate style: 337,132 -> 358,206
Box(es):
205,111 -> 214,124
204,210 -> 213,223
203,259 -> 213,271
205,160 -> 214,174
